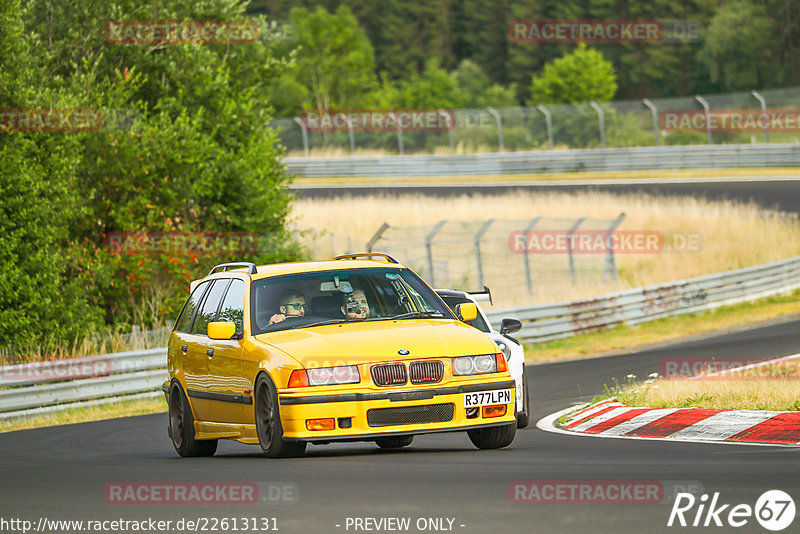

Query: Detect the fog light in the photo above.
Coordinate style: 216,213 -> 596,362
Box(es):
337,417 -> 352,429
482,404 -> 507,418
306,418 -> 335,431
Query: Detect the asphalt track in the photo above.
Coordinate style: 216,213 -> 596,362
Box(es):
2,317 -> 799,534
293,178 -> 800,214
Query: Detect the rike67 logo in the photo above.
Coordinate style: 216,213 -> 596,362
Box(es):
668,490 -> 795,531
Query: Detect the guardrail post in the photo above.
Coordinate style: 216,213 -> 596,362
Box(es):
292,117 -> 309,156
589,101 -> 606,149
425,220 -> 448,286
536,105 -> 554,149
567,217 -> 586,285
367,222 -> 390,252
438,110 -> 455,152
603,212 -> 626,282
750,90 -> 769,143
522,216 -> 542,294
642,98 -> 660,146
695,95 -> 712,145
474,219 -> 495,288
388,112 -> 404,154
487,108 -> 504,151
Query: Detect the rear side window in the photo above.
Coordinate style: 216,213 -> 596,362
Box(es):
174,281 -> 211,333
218,279 -> 246,335
191,279 -> 231,336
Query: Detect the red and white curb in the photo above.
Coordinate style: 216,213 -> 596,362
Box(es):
538,399 -> 800,447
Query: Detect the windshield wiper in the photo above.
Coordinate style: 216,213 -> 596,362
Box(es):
387,311 -> 445,320
286,319 -> 344,329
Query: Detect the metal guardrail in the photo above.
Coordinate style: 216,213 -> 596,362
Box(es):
485,255 -> 800,344
285,143 -> 800,178
0,348 -> 167,419
2,254 -> 799,420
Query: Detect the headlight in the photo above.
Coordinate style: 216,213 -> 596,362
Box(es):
452,354 -> 497,376
288,365 -> 360,387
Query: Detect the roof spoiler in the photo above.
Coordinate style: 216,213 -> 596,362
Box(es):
466,286 -> 492,305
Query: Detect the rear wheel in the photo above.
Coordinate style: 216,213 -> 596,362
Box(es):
516,367 -> 531,429
254,374 -> 306,458
375,436 -> 414,449
168,382 -> 217,457
467,422 -> 516,449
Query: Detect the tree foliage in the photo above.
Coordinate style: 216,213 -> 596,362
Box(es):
529,43 -> 618,105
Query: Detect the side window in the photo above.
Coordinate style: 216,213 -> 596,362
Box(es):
174,281 -> 211,333
191,279 -> 231,336
218,279 -> 246,335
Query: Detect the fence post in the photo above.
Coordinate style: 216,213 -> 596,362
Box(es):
367,222 -> 390,252
642,98 -> 660,146
695,95 -> 712,145
522,216 -> 542,295
438,111 -> 455,152
603,212 -> 626,282
750,90 -> 769,143
474,219 -> 495,288
388,112 -> 404,154
567,217 -> 586,285
341,114 -> 356,153
292,117 -> 309,156
487,108 -> 504,151
425,220 -> 448,286
589,101 -> 606,149
536,105 -> 554,149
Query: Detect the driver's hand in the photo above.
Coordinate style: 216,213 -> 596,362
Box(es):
268,313 -> 286,325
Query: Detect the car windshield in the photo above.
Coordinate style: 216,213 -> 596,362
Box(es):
251,267 -> 454,334
438,295 -> 491,334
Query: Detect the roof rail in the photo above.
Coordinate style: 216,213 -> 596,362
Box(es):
332,253 -> 399,264
208,262 -> 258,276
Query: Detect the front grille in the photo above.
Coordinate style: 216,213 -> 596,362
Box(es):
409,360 -> 444,384
367,403 -> 455,427
371,363 -> 407,386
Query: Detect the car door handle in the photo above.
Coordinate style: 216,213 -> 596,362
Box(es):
181,344 -> 188,352
207,348 -> 214,357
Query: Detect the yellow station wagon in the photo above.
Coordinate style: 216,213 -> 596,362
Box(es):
163,253 -> 516,458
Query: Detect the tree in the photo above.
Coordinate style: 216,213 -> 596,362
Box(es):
396,58 -> 464,109
529,43 -> 618,104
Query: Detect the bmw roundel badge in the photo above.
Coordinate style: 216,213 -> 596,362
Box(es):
398,349 -> 410,355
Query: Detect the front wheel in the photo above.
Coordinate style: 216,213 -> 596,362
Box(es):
254,374 -> 306,458
168,381 -> 217,457
375,436 -> 414,449
467,422 -> 516,449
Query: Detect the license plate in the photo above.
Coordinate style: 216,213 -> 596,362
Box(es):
463,389 -> 512,407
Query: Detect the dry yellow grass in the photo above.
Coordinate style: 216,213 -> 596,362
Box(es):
609,375 -> 800,411
291,191 -> 800,308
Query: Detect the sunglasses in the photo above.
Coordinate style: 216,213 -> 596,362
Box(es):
283,302 -> 305,310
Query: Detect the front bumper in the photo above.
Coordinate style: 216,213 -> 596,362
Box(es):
277,379 -> 516,442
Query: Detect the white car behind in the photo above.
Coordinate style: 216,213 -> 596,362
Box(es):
436,288 -> 529,428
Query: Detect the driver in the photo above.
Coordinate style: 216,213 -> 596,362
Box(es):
269,291 -> 306,325
341,288 -> 370,320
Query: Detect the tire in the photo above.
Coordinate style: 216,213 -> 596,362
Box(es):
467,422 -> 516,450
254,374 -> 307,458
516,366 -> 531,429
375,435 -> 414,449
168,381 -> 217,457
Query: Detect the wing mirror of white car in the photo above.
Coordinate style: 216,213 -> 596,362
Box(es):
500,318 -> 522,335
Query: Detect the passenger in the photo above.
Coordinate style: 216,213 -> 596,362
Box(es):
341,288 -> 370,320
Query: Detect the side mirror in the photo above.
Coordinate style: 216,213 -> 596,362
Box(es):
455,302 -> 478,322
500,318 -> 522,335
208,321 -> 237,340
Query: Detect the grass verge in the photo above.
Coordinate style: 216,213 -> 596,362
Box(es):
525,289 -> 800,364
0,396 -> 167,433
